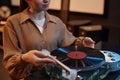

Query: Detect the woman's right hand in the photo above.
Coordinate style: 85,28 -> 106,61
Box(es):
21,50 -> 56,66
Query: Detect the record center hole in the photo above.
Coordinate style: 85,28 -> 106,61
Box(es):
67,51 -> 87,59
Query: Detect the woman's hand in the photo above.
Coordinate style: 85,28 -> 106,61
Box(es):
21,50 -> 56,66
82,37 -> 95,48
76,37 -> 95,48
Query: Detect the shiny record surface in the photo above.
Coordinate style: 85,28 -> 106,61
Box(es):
51,46 -> 105,72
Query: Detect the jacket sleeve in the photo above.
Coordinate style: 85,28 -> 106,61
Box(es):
59,22 -> 76,47
3,19 -> 33,79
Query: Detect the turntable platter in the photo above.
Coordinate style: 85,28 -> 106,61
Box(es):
51,46 -> 105,72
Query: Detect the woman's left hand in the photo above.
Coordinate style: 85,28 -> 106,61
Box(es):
82,37 -> 95,48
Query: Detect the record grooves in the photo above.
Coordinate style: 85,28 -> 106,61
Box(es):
51,46 -> 105,72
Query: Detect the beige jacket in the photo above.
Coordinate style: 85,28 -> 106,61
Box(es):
3,9 -> 76,80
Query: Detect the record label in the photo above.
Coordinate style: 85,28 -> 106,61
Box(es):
67,51 -> 87,59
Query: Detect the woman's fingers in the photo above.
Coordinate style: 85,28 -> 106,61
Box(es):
34,57 -> 56,66
38,58 -> 56,63
82,37 -> 95,48
34,50 -> 49,58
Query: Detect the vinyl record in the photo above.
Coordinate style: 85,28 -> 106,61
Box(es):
51,46 -> 105,72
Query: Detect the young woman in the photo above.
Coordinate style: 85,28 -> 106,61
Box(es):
3,0 -> 95,80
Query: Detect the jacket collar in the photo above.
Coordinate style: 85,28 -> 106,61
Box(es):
20,8 -> 57,24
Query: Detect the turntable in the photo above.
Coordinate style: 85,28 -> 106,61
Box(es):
44,46 -> 120,80
48,46 -> 105,80
50,46 -> 120,80
51,46 -> 105,72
